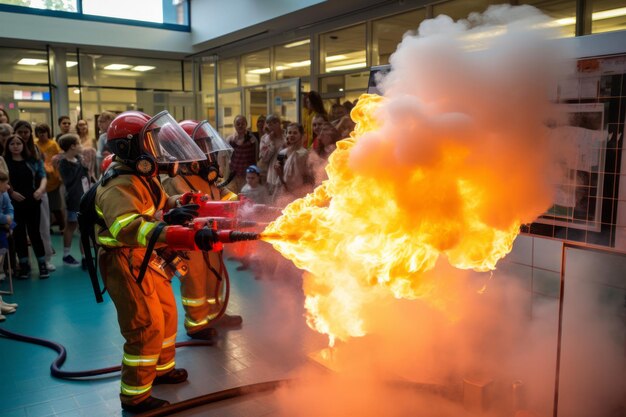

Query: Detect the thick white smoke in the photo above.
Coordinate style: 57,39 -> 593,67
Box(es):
257,5 -> 623,417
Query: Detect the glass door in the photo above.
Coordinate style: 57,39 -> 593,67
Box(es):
267,78 -> 300,124
244,78 -> 301,129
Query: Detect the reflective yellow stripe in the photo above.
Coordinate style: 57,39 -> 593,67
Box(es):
143,206 -> 156,216
122,353 -> 159,367
95,205 -> 104,218
156,360 -> 175,372
207,297 -> 217,305
185,317 -> 209,328
110,213 -> 140,238
121,381 -> 152,396
162,334 -> 176,349
97,236 -> 123,247
207,312 -> 219,321
137,221 -> 157,246
221,192 -> 237,201
182,297 -> 205,307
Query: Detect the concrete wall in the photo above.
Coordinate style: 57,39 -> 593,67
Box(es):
190,0 -> 324,46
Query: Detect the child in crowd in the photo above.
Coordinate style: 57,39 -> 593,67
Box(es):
239,165 -> 271,205
272,122 -> 310,205
35,123 -> 65,234
57,134 -> 90,268
4,135 -> 48,279
0,170 -> 14,259
0,170 -> 17,319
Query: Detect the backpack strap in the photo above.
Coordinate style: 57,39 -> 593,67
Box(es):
134,222 -> 166,288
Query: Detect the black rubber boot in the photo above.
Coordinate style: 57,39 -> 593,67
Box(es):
154,368 -> 188,385
121,396 -> 169,413
187,327 -> 217,341
212,313 -> 243,328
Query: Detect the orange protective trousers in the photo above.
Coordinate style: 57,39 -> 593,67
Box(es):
181,250 -> 224,335
100,247 -> 178,406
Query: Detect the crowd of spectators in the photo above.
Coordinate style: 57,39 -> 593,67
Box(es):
0,91 -> 355,319
0,111 -> 103,320
235,92 -> 354,208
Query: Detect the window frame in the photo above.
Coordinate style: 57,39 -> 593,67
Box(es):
0,1 -> 190,32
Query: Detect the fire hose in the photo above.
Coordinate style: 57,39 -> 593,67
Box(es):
0,326 -> 290,416
0,326 -> 452,416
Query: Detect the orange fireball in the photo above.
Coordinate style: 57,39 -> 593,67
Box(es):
262,92 -> 549,345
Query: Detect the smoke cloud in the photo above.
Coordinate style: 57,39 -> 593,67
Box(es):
350,4 -> 568,231
250,4 -> 621,417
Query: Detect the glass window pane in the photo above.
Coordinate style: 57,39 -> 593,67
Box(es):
203,94 -> 216,126
0,0 -> 76,11
183,59 -> 193,91
275,39 -> 311,80
217,91 -> 241,136
67,52 -> 79,85
320,24 -> 366,74
591,0 -> 626,34
518,1 -> 576,38
268,81 -> 299,124
82,0 -> 188,25
78,54 -> 183,90
242,49 -> 270,86
0,47 -> 49,84
373,9 -> 426,66
0,84 -> 50,125
219,59 -> 239,90
320,75 -> 344,95
201,60 -> 216,94
76,87 -> 195,131
433,0 -> 510,20
320,71 -> 368,98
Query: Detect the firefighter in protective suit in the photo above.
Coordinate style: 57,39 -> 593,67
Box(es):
96,110 -> 217,413
161,120 -> 243,340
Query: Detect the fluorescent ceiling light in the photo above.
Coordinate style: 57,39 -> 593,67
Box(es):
131,65 -> 156,72
325,55 -> 347,62
17,58 -> 47,65
550,17 -> 576,26
548,7 -> 626,27
248,68 -> 271,74
104,64 -> 132,70
594,7 -> 626,20
283,39 -> 310,48
254,55 -> 363,74
66,61 -> 78,68
287,60 -> 311,68
326,62 -> 367,72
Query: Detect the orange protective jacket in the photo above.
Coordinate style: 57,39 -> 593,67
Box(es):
96,166 -> 178,406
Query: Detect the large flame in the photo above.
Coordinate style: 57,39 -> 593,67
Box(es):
265,95 -> 528,345
262,6 -> 561,345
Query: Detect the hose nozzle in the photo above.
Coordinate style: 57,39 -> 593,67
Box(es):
217,230 -> 260,243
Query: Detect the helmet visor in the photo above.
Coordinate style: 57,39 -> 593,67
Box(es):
140,110 -> 207,163
193,121 -> 233,160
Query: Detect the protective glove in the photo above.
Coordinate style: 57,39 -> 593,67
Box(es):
163,204 -> 199,225
178,192 -> 200,206
194,227 -> 219,251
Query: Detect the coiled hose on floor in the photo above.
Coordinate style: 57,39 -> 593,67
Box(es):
0,326 -> 289,416
0,326 -> 215,379
0,326 -> 451,416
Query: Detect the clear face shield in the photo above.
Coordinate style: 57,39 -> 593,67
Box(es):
140,110 -> 207,165
186,121 -> 233,183
192,121 -> 233,163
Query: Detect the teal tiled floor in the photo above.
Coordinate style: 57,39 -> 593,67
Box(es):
0,235 -> 326,416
